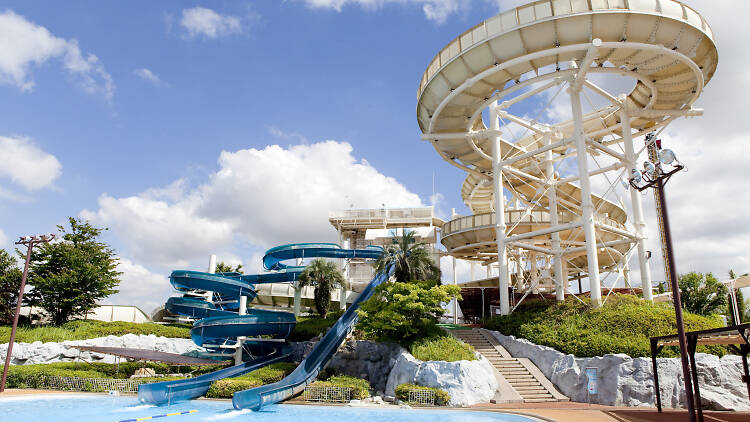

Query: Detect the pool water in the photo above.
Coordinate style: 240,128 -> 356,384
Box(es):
0,395 -> 540,422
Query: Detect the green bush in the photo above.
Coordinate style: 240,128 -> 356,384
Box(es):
409,330 -> 475,362
0,320 -> 191,343
394,383 -> 450,406
205,362 -> 297,398
357,281 -> 460,344
289,311 -> 343,342
484,294 -> 725,358
309,375 -> 371,400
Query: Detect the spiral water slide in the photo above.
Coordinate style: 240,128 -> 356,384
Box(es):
138,243 -> 383,405
232,261 -> 395,410
418,0 -> 717,297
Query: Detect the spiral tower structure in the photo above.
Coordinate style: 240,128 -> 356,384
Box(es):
417,0 -> 717,313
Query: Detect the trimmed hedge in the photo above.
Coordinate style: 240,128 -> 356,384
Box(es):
394,383 -> 450,406
308,375 -> 371,400
0,320 -> 191,343
205,362 -> 297,398
484,294 -> 726,358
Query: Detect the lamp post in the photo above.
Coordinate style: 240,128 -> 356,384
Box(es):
1,233 -> 55,393
628,133 -> 696,422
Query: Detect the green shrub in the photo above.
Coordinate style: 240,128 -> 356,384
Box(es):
357,281 -> 460,344
309,375 -> 371,400
205,362 -> 297,398
206,378 -> 262,398
409,331 -> 475,362
394,383 -> 450,406
484,294 -> 725,358
289,311 -> 343,342
0,320 -> 191,343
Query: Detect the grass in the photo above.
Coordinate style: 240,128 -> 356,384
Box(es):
406,324 -> 476,362
0,320 -> 192,343
484,294 -> 726,358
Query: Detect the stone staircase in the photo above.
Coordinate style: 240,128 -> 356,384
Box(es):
451,329 -> 567,403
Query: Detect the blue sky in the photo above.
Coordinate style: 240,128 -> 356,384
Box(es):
0,1 -> 748,311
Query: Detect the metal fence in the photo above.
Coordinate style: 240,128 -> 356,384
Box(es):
302,386 -> 352,403
16,375 -> 146,393
407,389 -> 436,406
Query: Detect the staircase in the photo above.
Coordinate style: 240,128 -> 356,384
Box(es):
451,329 -> 567,403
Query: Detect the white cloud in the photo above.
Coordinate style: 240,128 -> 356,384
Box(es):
179,7 -> 242,39
82,140 -> 423,270
0,11 -> 113,100
302,0 -> 466,24
0,228 -> 7,248
134,68 -> 162,87
0,136 -> 61,191
102,258 -> 172,315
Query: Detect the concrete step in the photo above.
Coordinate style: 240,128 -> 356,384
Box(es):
514,387 -> 547,392
520,393 -> 555,399
523,398 -> 559,403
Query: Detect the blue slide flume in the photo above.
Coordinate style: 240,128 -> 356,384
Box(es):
138,243 -> 384,406
232,261 -> 395,410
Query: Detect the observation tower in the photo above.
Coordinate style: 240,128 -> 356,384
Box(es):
417,0 -> 717,314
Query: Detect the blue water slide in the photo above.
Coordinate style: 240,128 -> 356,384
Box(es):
231,262 -> 395,410
139,242 -> 384,405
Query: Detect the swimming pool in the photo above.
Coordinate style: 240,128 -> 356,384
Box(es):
0,395 -> 542,422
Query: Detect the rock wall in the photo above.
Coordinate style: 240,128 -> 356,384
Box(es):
291,340 -> 404,394
489,331 -> 750,411
385,350 -> 498,406
0,334 -> 203,365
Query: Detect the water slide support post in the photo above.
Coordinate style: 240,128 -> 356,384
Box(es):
620,105 -> 653,301
491,100 -> 510,315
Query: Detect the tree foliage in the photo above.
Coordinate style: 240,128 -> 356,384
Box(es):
0,249 -> 23,324
215,261 -> 243,273
26,217 -> 121,325
373,231 -> 440,283
357,280 -> 460,343
678,271 -> 728,316
298,258 -> 346,318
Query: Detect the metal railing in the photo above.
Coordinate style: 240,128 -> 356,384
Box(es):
13,375 -> 151,393
302,386 -> 352,403
407,389 -> 437,406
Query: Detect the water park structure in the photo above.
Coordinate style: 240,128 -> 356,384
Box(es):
418,0 -> 717,315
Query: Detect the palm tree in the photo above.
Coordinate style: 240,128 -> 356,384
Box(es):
298,258 -> 347,318
215,261 -> 243,273
374,230 -> 441,284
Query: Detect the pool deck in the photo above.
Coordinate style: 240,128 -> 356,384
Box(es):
2,389 -> 748,422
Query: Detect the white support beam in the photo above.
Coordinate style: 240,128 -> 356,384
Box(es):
503,166 -> 550,187
496,110 -> 548,135
583,80 -> 623,107
501,137 -> 573,167
570,39 -> 602,92
508,241 -> 554,255
498,78 -> 562,110
564,238 -> 634,254
506,221 -> 584,243
628,108 -> 703,118
593,221 -> 638,239
586,139 -> 627,162
491,101 -> 510,316
544,131 -> 565,302
556,162 -> 625,184
621,106 -> 654,302
569,75 -> 602,308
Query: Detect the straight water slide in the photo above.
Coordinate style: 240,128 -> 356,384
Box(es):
138,243 -> 384,406
232,261 -> 395,410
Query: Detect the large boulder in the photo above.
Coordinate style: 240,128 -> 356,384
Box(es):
385,350 -> 498,406
489,331 -> 750,411
0,334 -> 203,365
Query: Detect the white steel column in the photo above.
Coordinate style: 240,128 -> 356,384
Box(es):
621,107 -> 654,301
235,294 -> 247,365
452,256 -> 458,323
570,79 -> 602,307
206,255 -> 217,302
338,229 -> 347,311
293,257 -> 303,316
544,132 -> 565,301
491,100 -> 510,315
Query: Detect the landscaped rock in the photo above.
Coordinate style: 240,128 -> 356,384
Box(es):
0,334 -> 203,365
384,350 -> 498,406
292,340 -> 404,394
489,331 -> 750,411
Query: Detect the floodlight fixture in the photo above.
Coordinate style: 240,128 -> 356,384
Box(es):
643,161 -> 656,179
659,148 -> 677,165
629,168 -> 642,184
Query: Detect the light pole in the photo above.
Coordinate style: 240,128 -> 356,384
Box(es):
1,233 -> 55,393
628,133 -> 696,422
